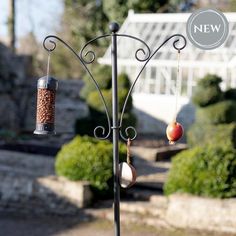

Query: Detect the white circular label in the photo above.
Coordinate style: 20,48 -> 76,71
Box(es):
186,8 -> 229,50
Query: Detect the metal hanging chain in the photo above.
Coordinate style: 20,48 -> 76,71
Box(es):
174,49 -> 181,122
46,52 -> 51,84
127,138 -> 131,165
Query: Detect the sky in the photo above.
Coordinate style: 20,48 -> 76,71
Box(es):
0,0 -> 64,43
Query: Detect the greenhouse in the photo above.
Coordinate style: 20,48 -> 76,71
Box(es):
99,10 -> 236,132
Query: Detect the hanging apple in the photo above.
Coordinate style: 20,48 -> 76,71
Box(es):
166,121 -> 184,144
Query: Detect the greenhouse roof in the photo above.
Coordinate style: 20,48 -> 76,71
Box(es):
99,10 -> 236,68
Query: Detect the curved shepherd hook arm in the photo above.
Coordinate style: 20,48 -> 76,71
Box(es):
43,35 -> 112,140
119,34 -> 187,141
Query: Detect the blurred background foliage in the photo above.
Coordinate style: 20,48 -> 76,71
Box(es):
50,0 -> 178,79
75,65 -> 136,138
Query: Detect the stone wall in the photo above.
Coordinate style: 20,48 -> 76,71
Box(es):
166,194 -> 236,233
0,43 -> 33,131
0,150 -> 92,215
119,194 -> 236,234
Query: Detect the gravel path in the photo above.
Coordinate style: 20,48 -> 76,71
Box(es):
0,212 -> 235,236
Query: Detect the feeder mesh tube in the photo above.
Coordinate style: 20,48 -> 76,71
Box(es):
36,88 -> 56,124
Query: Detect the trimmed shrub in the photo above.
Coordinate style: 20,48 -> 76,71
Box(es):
55,135 -> 126,196
118,73 -> 131,89
164,145 -> 236,198
87,89 -> 112,116
80,65 -> 112,100
192,74 -> 223,107
224,88 -> 236,101
74,117 -> 94,137
187,123 -> 236,149
196,100 -> 236,125
76,71 -> 136,137
87,88 -> 132,116
197,74 -> 222,87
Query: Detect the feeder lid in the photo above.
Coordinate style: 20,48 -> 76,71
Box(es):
37,76 -> 58,90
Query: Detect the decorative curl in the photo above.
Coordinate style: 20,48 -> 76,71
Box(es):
43,36 -> 57,52
81,50 -> 96,64
135,48 -> 149,62
94,126 -> 111,140
117,34 -> 151,62
172,34 -> 187,51
80,34 -> 111,64
119,126 -> 137,142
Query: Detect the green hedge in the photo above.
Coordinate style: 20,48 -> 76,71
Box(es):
164,146 -> 236,198
197,74 -> 222,87
87,89 -> 112,116
55,135 -> 126,196
187,123 -> 236,148
80,65 -> 112,100
196,100 -> 236,125
192,74 -> 223,107
224,88 -> 236,101
74,117 -> 94,137
118,72 -> 131,89
86,89 -> 132,117
76,69 -> 136,137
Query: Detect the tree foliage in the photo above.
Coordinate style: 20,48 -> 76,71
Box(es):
51,0 -> 171,79
104,0 -> 170,24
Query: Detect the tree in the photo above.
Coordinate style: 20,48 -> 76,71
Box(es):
8,0 -> 16,53
51,0 -> 172,79
103,0 -> 170,24
51,0 -> 109,79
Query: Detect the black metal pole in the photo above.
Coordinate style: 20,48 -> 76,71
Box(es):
40,27 -> 187,236
110,22 -> 120,236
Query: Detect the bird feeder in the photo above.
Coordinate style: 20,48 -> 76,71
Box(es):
34,76 -> 58,135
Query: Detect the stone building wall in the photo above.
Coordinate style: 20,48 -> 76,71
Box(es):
0,150 -> 92,214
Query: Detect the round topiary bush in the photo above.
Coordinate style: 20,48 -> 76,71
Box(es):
197,74 -> 222,87
80,65 -> 112,100
196,100 -> 236,125
192,74 -> 223,107
87,89 -> 133,115
224,88 -> 236,101
187,123 -> 236,149
87,89 -> 112,116
164,146 -> 236,198
118,72 -> 131,89
55,135 -> 126,196
76,70 -> 136,137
